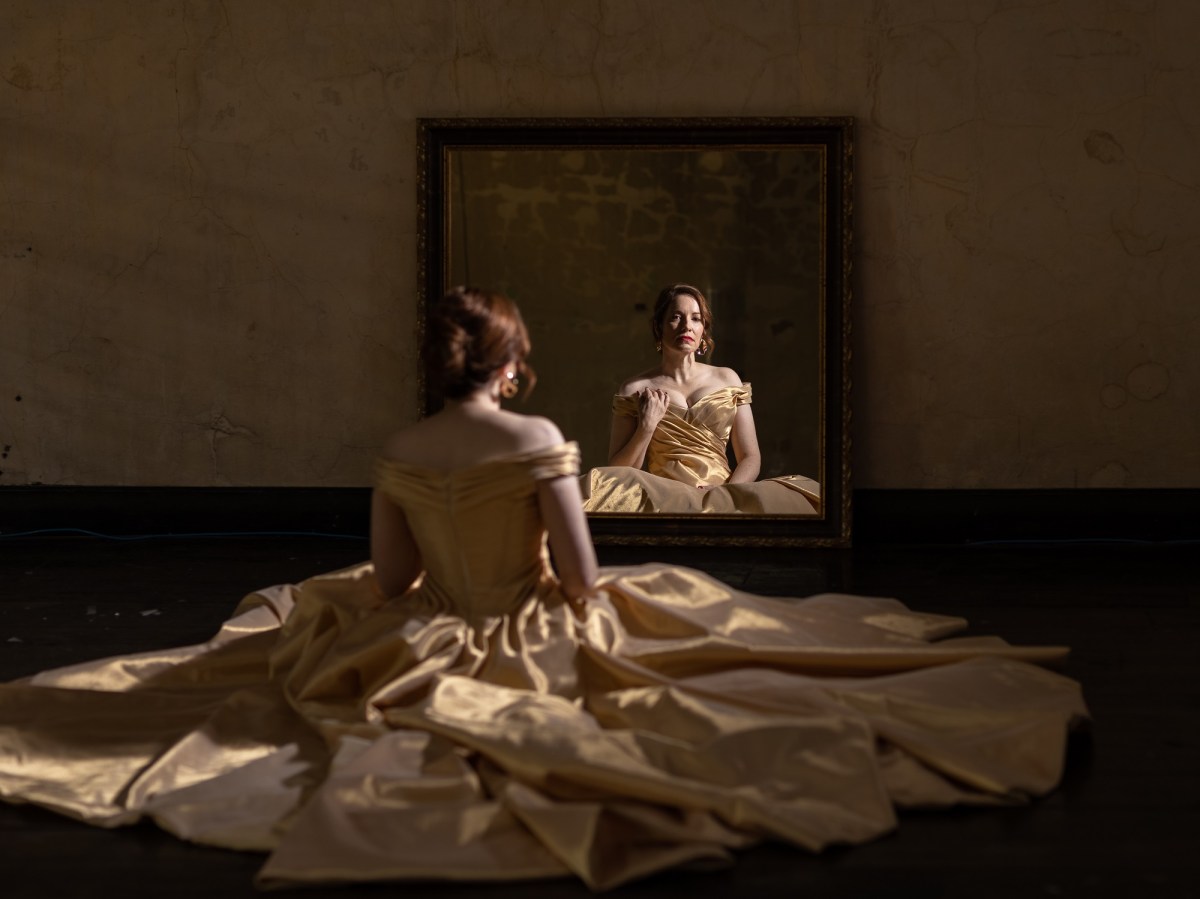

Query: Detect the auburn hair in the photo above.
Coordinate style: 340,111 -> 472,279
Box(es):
425,286 -> 535,399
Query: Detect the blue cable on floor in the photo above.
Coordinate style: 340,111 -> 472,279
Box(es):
2,529 -> 1191,547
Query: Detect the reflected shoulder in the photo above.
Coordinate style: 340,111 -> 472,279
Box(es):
616,370 -> 656,396
711,365 -> 743,386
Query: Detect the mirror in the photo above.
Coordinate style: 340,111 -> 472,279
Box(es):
418,118 -> 852,546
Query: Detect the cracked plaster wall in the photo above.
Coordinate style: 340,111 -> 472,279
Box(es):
1,0 -> 1196,487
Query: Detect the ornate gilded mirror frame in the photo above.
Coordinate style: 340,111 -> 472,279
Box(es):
418,117 -> 852,547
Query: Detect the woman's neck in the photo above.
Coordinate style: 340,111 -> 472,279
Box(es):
446,389 -> 500,413
659,351 -> 699,383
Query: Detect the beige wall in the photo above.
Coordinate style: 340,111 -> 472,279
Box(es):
2,0 -> 1196,487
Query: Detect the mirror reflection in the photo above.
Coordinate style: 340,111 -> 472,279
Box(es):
579,282 -> 821,515
420,118 -> 851,545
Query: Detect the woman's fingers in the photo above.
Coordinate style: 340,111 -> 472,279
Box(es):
638,388 -> 670,427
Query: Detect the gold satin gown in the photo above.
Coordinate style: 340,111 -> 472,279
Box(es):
580,385 -> 822,514
0,442 -> 1087,890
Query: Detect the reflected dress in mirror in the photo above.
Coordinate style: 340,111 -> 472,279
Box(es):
581,384 -> 821,514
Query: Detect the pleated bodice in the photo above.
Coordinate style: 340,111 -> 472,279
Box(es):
612,384 -> 751,487
374,442 -> 580,618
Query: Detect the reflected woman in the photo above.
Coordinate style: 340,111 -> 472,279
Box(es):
581,283 -> 821,514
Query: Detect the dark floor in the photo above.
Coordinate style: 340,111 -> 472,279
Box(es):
1,536 -> 1196,898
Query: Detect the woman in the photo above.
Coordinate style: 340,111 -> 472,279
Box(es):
0,288 -> 1086,890
582,283 -> 822,514
371,286 -> 596,603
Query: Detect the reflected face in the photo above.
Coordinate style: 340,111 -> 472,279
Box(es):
662,294 -> 704,353
428,120 -> 852,540
436,133 -> 842,517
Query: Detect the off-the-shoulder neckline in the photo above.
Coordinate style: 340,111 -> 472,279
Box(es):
614,383 -> 750,410
376,440 -> 578,475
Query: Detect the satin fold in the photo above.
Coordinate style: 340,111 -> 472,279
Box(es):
0,442 -> 1087,889
581,385 -> 821,514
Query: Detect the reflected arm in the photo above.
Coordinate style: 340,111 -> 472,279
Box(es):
608,389 -> 671,468
727,403 -> 762,484
607,410 -> 655,469
538,475 -> 598,599
370,489 -> 424,597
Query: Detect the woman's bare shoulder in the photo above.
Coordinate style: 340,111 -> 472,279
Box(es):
378,419 -> 435,462
616,368 -> 659,397
710,365 -> 744,387
503,411 -> 566,450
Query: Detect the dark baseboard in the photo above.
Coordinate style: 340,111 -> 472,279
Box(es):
853,488 -> 1198,544
1,486 -> 1196,546
0,486 -> 372,540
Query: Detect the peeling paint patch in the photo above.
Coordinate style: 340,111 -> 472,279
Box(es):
6,63 -> 33,91
1127,362 -> 1169,401
1100,384 -> 1127,409
206,413 -> 257,468
1084,130 -> 1124,164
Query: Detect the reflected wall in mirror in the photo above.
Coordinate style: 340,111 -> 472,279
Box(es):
418,118 -> 852,546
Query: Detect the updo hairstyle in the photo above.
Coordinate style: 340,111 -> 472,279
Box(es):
425,286 -> 535,400
650,283 -> 715,356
